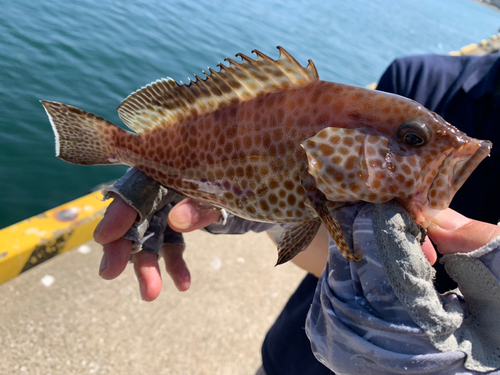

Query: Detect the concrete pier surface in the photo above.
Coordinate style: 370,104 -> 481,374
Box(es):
0,231 -> 306,374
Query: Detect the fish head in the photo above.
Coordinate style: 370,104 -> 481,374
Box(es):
302,91 -> 491,227
392,110 -> 492,226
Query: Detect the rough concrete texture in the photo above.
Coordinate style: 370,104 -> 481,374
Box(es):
0,231 -> 306,374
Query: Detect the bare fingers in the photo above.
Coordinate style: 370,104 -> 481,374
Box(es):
168,199 -> 222,232
162,243 -> 191,291
428,209 -> 500,255
99,238 -> 133,279
131,245 -> 191,301
94,195 -> 138,244
132,252 -> 163,301
95,196 -> 195,301
420,236 -> 437,265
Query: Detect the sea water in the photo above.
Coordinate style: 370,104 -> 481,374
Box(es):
0,0 -> 499,228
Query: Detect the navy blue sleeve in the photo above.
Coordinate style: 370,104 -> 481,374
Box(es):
377,55 -> 476,112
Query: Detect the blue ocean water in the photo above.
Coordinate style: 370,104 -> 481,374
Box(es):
0,0 -> 498,228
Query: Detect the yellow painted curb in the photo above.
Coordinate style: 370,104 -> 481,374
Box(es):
0,191 -> 109,284
460,43 -> 479,55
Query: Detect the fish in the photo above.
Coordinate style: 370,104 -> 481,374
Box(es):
41,47 -> 491,265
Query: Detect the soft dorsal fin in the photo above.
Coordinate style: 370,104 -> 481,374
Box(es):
117,46 -> 319,133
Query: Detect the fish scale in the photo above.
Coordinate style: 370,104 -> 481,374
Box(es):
41,47 -> 491,265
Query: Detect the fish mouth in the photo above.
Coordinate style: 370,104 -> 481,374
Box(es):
427,139 -> 491,212
450,140 -> 492,190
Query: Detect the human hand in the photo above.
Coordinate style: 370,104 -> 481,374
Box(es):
93,195 -> 222,301
428,208 -> 500,255
307,202 -> 500,374
419,208 -> 500,265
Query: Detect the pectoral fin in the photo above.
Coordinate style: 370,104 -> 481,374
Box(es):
276,219 -> 322,265
307,186 -> 361,262
301,127 -> 372,202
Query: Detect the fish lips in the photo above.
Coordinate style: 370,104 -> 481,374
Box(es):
427,139 -> 492,211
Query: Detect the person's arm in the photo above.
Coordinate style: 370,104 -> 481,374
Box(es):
306,202 -> 500,375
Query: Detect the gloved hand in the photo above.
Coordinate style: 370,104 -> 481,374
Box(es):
101,168 -> 186,255
306,201 -> 500,375
95,168 -> 223,300
94,168 -> 276,301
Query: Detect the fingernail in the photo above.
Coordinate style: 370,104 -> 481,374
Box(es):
432,210 -> 469,230
177,276 -> 191,292
99,253 -> 108,275
139,279 -> 147,300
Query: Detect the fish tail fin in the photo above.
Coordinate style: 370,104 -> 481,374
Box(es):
41,101 -> 124,165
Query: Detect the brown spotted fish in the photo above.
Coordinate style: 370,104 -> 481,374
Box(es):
41,47 -> 491,264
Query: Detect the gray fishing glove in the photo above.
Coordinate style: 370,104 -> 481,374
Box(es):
307,201 -> 500,375
101,168 -> 185,255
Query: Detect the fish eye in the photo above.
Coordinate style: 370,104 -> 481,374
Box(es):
397,120 -> 431,147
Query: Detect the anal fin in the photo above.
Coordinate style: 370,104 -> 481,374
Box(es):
276,219 -> 321,265
308,187 -> 361,262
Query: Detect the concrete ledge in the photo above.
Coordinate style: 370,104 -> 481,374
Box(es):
0,234 -> 305,374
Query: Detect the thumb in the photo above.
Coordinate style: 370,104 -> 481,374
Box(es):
428,209 -> 500,255
168,199 -> 222,232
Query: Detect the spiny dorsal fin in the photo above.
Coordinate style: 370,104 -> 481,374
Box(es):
117,46 -> 319,133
